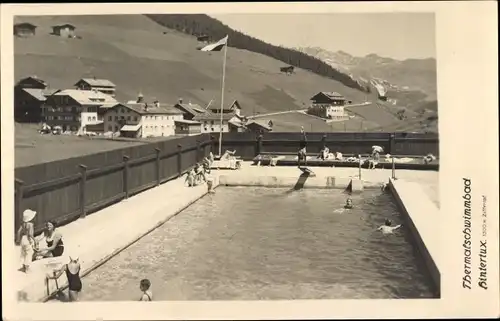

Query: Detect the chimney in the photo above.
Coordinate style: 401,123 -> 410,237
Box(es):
137,92 -> 144,103
178,98 -> 183,104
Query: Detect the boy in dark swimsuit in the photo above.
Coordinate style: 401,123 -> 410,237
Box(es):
139,279 -> 153,301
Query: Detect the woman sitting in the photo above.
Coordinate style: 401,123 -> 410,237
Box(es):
35,220 -> 64,259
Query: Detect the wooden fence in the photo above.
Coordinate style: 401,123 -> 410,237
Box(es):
14,131 -> 438,237
219,131 -> 439,160
14,134 -> 213,237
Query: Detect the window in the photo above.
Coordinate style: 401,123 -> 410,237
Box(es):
154,116 -> 158,120
65,106 -> 72,112
154,126 -> 158,131
108,115 -> 112,121
87,116 -> 92,121
134,116 -> 138,121
108,125 -> 112,131
211,127 -> 214,132
92,116 -> 96,121
120,108 -> 124,113
114,116 -> 118,121
127,116 -> 131,121
115,126 -> 119,132
211,121 -> 214,125
120,116 -> 125,120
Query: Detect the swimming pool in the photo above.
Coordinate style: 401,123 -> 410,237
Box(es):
78,187 -> 436,300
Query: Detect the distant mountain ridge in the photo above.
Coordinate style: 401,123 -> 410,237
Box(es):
297,46 -> 437,100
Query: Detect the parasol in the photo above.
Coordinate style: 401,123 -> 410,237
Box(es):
372,145 -> 384,153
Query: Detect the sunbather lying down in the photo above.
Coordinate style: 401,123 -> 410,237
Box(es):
221,150 -> 236,160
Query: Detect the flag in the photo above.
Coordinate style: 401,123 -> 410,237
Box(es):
200,35 -> 228,52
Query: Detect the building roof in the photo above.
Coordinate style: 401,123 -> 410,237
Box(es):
311,92 -> 346,101
175,103 -> 211,117
52,24 -> 76,30
54,89 -> 118,106
193,113 -> 235,121
121,124 -> 142,132
21,88 -> 58,101
209,99 -> 242,112
175,119 -> 202,125
75,78 -> 116,88
115,102 -> 183,115
16,76 -> 48,88
14,23 -> 37,29
246,120 -> 272,131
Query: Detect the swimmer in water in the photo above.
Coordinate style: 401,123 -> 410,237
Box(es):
344,198 -> 353,209
334,198 -> 353,213
377,219 -> 402,234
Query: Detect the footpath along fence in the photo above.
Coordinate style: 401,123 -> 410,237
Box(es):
14,134 -> 214,238
14,131 -> 439,238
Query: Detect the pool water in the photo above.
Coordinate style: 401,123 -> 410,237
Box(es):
78,187 -> 436,301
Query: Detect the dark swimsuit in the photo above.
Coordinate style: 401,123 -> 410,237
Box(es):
65,265 -> 82,292
47,237 -> 64,257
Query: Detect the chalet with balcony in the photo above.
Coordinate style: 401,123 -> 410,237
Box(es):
44,89 -> 118,132
307,91 -> 349,121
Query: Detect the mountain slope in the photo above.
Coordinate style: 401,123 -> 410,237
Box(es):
297,47 -> 437,101
15,15 -> 376,120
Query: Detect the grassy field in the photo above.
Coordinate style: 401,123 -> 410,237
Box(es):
14,123 -> 179,167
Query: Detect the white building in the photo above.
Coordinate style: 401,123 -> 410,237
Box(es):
103,101 -> 183,138
307,91 -> 349,121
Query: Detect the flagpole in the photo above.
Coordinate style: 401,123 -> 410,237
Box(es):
218,35 -> 228,157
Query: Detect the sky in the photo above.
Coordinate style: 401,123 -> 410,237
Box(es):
211,13 -> 436,60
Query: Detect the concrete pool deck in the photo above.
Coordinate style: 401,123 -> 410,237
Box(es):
13,161 -> 439,302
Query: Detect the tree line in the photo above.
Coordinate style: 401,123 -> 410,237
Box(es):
146,14 -> 369,92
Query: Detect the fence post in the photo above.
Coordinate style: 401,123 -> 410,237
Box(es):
196,140 -> 201,162
177,144 -> 183,178
358,154 -> 362,179
210,135 -> 216,155
78,165 -> 87,219
123,155 -> 130,199
155,148 -> 161,186
389,133 -> 396,154
14,179 -> 24,242
321,134 -> 327,152
392,156 -> 396,180
255,134 -> 263,156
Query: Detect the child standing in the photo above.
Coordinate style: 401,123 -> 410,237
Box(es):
139,279 -> 153,301
17,209 -> 37,273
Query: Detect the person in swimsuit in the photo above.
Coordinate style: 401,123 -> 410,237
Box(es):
35,220 -> 64,259
298,127 -> 307,168
377,219 -> 402,235
47,256 -> 82,302
139,279 -> 153,301
17,209 -> 37,273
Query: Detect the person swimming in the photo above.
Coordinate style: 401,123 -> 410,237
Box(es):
344,198 -> 353,209
377,219 -> 402,234
334,198 -> 353,213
